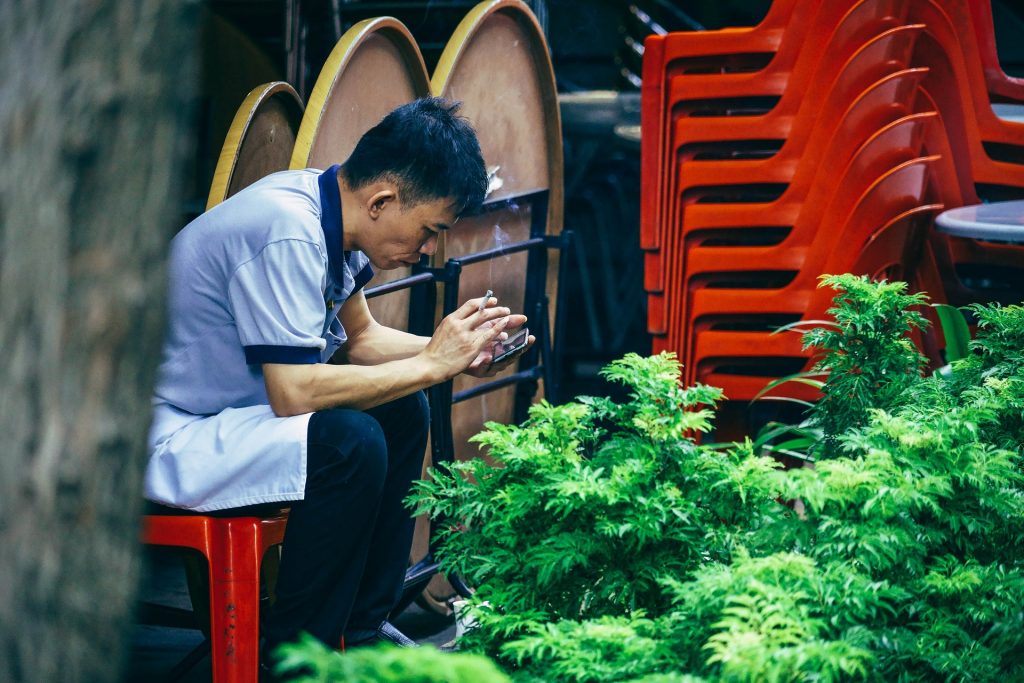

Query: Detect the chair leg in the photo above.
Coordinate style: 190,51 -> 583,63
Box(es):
208,519 -> 263,683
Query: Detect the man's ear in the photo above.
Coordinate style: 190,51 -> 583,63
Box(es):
367,189 -> 397,219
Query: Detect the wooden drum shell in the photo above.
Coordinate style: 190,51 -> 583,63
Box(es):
290,18 -> 430,331
431,0 -> 564,462
207,81 -> 304,210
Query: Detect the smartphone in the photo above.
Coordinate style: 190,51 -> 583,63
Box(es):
492,327 -> 529,364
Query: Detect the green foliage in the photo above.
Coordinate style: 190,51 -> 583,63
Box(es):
409,353 -> 786,654
405,279 -> 1024,682
502,616 -> 672,682
932,303 -> 971,363
272,633 -> 511,683
942,303 -> 1024,450
803,275 -> 928,455
663,551 -> 878,682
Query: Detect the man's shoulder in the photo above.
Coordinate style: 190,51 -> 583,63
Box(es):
180,170 -> 326,248
222,168 -> 323,220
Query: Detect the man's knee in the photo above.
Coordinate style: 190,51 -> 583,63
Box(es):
307,408 -> 387,489
402,390 -> 430,440
391,390 -> 430,458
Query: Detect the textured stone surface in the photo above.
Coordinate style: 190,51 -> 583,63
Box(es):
0,2 -> 197,680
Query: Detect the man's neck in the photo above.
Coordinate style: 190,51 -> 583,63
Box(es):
336,173 -> 358,252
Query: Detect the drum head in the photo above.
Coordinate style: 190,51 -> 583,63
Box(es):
291,18 -> 430,330
432,0 -> 563,461
207,82 -> 303,210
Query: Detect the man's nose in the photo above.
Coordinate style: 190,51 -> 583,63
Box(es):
420,234 -> 438,255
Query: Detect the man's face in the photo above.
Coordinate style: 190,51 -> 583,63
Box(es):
363,195 -> 457,270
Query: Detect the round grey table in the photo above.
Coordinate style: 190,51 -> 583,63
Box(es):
935,200 -> 1024,242
993,103 -> 1024,124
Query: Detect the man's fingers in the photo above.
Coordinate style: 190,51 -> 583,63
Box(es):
481,316 -> 510,342
492,336 -> 535,366
455,296 -> 495,319
478,306 -> 511,323
503,313 -> 527,328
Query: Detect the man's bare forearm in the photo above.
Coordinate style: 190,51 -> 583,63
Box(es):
264,354 -> 445,415
342,321 -> 429,365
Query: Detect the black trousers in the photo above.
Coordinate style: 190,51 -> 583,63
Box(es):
261,390 -> 429,649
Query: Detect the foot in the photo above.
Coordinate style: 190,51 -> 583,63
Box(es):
345,620 -> 419,648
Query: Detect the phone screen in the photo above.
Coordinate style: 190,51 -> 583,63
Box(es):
492,327 -> 529,364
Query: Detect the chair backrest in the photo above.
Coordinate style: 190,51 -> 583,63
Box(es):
964,0 -> 1024,103
909,0 -> 1024,156
430,0 -> 562,460
290,17 -> 430,331
206,82 -> 303,211
825,155 -> 937,267
667,0 -> 910,112
780,66 -> 930,202
853,203 -> 944,282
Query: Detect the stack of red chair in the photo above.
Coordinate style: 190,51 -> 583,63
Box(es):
640,0 -> 1024,409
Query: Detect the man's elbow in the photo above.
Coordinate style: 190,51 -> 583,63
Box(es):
264,368 -> 317,417
267,393 -> 311,417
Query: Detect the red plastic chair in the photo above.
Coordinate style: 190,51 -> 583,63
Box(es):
694,202 -> 942,399
647,23 -> 925,305
685,156 -> 936,335
644,0 -> 911,258
641,0 -> 805,250
647,68 -> 930,340
686,156 -> 938,392
964,0 -> 1024,103
675,111 -> 934,321
142,510 -> 289,683
668,111 -> 933,364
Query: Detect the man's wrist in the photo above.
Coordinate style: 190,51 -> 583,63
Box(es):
414,352 -> 450,386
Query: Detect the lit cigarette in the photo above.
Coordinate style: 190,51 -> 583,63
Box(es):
479,289 -> 493,313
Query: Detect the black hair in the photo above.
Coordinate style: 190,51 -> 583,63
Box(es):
340,97 -> 488,216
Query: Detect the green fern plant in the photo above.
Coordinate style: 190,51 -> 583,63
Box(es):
802,274 -> 928,456
402,280 -> 1024,682
409,353 -> 785,656
272,633 -> 511,683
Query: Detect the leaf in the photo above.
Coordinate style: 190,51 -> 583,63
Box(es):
752,371 -> 826,402
770,318 -> 842,335
933,303 -> 972,363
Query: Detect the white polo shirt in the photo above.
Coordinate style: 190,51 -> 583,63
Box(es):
145,166 -> 372,511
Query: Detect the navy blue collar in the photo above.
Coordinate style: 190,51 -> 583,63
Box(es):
317,165 -> 347,284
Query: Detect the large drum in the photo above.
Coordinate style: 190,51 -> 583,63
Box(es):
206,81 -> 303,209
431,0 -> 564,462
289,18 -> 430,331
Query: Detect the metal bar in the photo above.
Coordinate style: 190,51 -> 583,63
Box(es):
466,189 -> 549,217
538,295 -> 556,404
452,367 -> 543,403
448,236 -> 547,267
363,271 -> 436,299
552,229 -> 575,399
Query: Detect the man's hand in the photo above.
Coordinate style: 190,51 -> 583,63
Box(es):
418,295 -> 524,380
464,317 -> 534,378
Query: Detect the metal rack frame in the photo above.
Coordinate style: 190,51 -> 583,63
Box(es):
363,190 -> 571,604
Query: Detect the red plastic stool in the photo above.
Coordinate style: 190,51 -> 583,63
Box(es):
142,510 -> 289,683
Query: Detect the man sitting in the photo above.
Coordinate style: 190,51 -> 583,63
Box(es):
144,97 -> 533,653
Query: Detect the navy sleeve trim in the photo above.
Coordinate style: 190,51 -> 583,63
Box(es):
353,262 -> 375,292
244,345 -> 321,365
